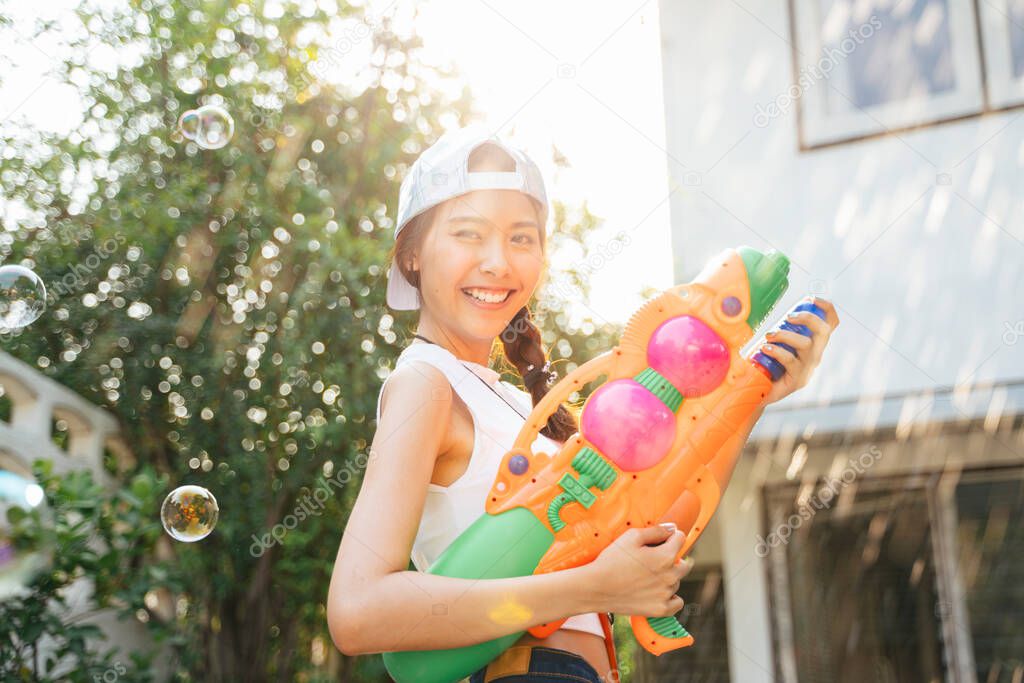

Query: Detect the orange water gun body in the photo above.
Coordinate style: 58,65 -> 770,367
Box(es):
383,246 -> 823,683
490,247 -> 785,651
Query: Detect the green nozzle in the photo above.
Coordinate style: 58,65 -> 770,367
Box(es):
738,246 -> 790,330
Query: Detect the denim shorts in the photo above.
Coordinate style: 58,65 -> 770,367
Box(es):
468,645 -> 603,683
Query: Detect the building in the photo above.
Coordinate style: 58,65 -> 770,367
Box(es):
649,1 -> 1024,681
0,350 -> 169,678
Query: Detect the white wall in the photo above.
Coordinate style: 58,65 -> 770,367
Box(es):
716,453 -> 777,682
658,2 -> 1024,679
657,0 -> 1024,415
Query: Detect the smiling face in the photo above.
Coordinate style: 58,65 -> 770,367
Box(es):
412,188 -> 545,353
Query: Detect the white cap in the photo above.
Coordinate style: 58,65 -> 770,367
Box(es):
387,124 -> 549,311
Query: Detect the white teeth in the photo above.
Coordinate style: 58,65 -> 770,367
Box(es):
465,288 -> 511,303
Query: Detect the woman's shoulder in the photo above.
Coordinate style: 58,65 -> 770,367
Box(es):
383,358 -> 452,397
391,343 -> 468,383
378,360 -> 453,421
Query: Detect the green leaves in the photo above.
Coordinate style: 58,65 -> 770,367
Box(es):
0,0 -> 624,679
6,505 -> 26,525
0,460 -> 161,682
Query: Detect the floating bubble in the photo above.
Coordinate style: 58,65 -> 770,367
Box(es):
0,265 -> 47,333
160,485 -> 219,542
194,105 -> 234,149
177,105 -> 234,150
177,109 -> 200,140
0,470 -> 55,600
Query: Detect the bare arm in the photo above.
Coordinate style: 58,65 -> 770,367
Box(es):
326,362 -> 595,656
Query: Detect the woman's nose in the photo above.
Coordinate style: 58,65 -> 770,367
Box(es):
479,236 -> 510,276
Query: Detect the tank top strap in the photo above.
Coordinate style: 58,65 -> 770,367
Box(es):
375,343 -> 523,432
376,343 -> 532,485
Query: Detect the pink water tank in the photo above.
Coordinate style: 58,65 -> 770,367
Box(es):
581,379 -> 677,471
647,315 -> 729,397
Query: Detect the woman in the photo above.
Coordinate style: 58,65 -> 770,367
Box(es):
326,124 -> 839,682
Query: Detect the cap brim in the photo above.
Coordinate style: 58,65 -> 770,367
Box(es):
386,265 -> 421,311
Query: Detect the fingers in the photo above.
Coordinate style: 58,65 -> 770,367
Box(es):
660,528 -> 687,558
633,523 -> 676,547
788,297 -> 838,362
661,595 -> 685,617
675,556 -> 695,580
764,328 -> 813,353
810,296 -> 840,329
785,308 -> 831,337
759,341 -> 799,367
643,530 -> 687,580
800,295 -> 840,330
759,341 -> 805,381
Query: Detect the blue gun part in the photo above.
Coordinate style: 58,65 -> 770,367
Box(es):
752,301 -> 826,381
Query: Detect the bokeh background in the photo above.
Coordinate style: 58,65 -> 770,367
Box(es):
0,0 -> 1022,681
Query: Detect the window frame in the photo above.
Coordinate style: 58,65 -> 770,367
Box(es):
977,0 -> 1024,108
788,0 -> 1024,151
760,463 -> 1024,682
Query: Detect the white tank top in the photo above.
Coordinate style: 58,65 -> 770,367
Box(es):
374,342 -> 605,639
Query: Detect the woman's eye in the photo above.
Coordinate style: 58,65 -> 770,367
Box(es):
512,234 -> 536,245
456,230 -> 479,238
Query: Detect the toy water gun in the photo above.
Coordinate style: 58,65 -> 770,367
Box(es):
383,246 -> 826,683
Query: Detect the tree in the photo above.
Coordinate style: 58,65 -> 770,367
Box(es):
0,460 -> 167,682
0,1 -> 627,679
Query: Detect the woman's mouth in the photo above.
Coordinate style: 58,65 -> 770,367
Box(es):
461,287 -> 515,309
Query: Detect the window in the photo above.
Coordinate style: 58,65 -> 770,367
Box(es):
944,469 -> 1024,681
789,0 -> 1024,148
1013,2 -> 1024,76
977,0 -> 1024,108
641,568 -> 732,682
764,479 -> 947,681
764,465 -> 1024,682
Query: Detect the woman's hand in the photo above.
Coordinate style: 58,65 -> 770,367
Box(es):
581,523 -> 695,617
759,296 -> 840,405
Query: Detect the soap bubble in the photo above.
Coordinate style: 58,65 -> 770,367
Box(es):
160,485 -> 219,542
0,470 -> 55,600
0,265 -> 47,333
194,105 -> 234,149
177,105 -> 234,150
177,109 -> 200,140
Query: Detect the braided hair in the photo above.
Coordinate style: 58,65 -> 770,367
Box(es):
498,305 -> 579,442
